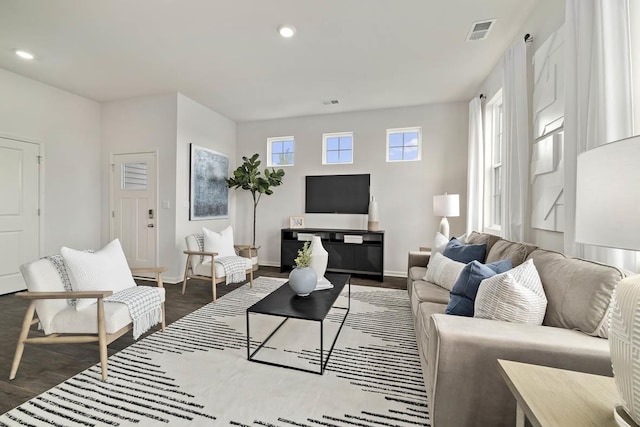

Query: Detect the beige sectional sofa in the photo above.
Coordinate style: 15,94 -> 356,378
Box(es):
407,231 -> 625,427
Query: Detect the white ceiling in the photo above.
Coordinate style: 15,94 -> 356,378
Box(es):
0,0 -> 538,122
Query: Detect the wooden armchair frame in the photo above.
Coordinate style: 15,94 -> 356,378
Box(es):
10,267 -> 167,382
182,245 -> 255,302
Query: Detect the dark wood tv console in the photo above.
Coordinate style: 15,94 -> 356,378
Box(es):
280,228 -> 384,281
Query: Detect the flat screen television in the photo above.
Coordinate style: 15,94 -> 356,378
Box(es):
305,174 -> 370,214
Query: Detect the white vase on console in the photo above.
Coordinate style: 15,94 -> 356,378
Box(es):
310,235 -> 332,290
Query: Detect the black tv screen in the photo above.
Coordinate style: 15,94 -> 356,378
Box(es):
305,174 -> 370,214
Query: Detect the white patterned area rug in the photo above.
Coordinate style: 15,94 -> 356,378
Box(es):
1,277 -> 429,426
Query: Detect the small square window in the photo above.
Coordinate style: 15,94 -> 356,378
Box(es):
322,132 -> 354,165
267,136 -> 295,167
386,127 -> 422,162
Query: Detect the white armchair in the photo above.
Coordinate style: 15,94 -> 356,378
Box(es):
182,232 -> 254,302
9,259 -> 166,381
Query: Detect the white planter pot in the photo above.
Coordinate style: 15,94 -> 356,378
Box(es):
288,267 -> 317,297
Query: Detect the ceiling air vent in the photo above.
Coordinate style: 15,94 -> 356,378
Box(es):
323,99 -> 340,106
466,19 -> 496,42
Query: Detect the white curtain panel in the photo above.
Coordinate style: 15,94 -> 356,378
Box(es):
501,40 -> 530,242
564,0 -> 637,271
466,97 -> 484,235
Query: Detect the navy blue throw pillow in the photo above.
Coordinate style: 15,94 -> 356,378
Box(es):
445,259 -> 513,317
442,238 -> 487,264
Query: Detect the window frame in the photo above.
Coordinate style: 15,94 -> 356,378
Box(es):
385,127 -> 422,162
267,136 -> 295,167
483,91 -> 503,234
322,131 -> 354,165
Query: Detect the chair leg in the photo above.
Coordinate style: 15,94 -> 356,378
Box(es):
182,255 -> 192,295
161,302 -> 166,332
249,268 -> 254,288
97,299 -> 108,381
211,258 -> 217,302
9,301 -> 37,380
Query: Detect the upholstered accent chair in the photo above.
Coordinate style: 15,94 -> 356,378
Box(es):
10,260 -> 166,381
182,232 -> 255,302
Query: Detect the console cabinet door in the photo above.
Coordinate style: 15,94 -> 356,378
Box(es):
327,243 -> 354,270
353,245 -> 382,273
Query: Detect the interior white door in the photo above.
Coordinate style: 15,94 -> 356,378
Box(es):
111,152 -> 157,269
0,137 -> 40,295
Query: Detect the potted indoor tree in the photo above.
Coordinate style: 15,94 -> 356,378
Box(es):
226,153 -> 285,252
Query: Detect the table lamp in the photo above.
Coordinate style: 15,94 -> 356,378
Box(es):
433,193 -> 459,239
575,134 -> 640,427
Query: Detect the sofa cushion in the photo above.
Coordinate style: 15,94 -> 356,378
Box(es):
446,259 -> 512,317
443,238 -> 486,264
528,249 -> 625,337
466,231 -> 501,258
411,281 -> 449,318
474,259 -> 547,325
424,253 -> 466,291
485,239 -> 538,267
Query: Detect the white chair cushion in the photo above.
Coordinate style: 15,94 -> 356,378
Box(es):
20,258 -> 69,335
203,226 -> 236,262
194,258 -> 252,278
61,239 -> 137,311
49,287 -> 165,334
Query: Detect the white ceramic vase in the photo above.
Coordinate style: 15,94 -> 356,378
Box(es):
310,236 -> 328,283
288,267 -> 317,297
368,196 -> 379,231
609,274 -> 640,426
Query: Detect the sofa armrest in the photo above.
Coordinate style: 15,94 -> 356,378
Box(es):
426,314 -> 611,427
408,250 -> 431,269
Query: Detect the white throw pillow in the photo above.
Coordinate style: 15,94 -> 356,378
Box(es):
423,252 -> 466,291
61,239 -> 137,311
203,226 -> 236,262
474,259 -> 547,325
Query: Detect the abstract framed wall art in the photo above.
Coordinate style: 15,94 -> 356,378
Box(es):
189,144 -> 229,220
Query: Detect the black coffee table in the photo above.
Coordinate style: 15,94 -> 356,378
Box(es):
246,273 -> 350,374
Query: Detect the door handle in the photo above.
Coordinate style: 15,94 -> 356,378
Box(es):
147,224 -> 154,228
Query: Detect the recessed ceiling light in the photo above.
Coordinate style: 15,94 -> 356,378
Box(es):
278,25 -> 296,38
15,49 -> 35,60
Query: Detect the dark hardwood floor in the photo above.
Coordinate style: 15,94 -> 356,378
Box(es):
0,267 -> 405,414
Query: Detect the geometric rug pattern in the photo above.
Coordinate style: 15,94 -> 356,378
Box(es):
0,277 -> 429,426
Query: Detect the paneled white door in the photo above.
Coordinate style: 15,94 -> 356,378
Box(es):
0,137 -> 40,295
111,152 -> 157,269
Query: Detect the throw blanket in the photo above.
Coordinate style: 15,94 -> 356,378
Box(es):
45,255 -> 77,307
105,287 -> 163,340
217,255 -> 247,285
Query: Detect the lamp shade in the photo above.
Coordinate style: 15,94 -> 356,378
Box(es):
575,135 -> 640,251
433,194 -> 460,217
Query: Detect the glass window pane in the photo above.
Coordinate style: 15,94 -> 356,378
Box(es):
403,146 -> 419,161
494,196 -> 501,226
389,147 -> 403,161
272,153 -> 282,165
339,137 -> 352,150
389,133 -> 403,147
340,150 -> 353,163
122,162 -> 148,190
326,137 -> 339,151
404,132 -> 419,146
272,141 -> 283,154
326,151 -> 340,163
494,167 -> 501,195
283,151 -> 294,165
283,140 -> 294,153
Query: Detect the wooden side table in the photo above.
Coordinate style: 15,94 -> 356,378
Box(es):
498,359 -> 623,427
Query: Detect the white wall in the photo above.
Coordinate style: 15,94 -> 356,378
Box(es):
476,0 -> 565,251
176,93 -> 237,279
101,94 -> 178,277
237,103 -> 468,276
0,69 -> 102,254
